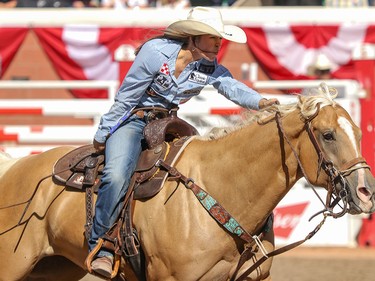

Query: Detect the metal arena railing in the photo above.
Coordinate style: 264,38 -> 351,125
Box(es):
0,79 -> 363,157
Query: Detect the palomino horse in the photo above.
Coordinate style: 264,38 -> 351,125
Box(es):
1,84 -> 375,281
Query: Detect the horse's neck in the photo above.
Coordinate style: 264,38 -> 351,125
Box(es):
186,118 -> 304,232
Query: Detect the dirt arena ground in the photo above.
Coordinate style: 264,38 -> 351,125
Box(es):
79,246 -> 375,281
270,246 -> 375,281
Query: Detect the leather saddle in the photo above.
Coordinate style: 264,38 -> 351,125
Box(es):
53,113 -> 198,199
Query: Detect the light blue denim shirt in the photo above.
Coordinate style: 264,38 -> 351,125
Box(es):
94,38 -> 264,143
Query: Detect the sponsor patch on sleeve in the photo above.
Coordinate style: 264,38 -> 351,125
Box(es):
188,71 -> 208,84
159,62 -> 170,75
154,74 -> 171,89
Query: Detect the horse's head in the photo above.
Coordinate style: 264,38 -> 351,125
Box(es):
297,84 -> 375,216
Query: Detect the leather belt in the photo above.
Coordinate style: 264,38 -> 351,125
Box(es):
133,108 -> 170,124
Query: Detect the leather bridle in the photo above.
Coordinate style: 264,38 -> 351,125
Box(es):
275,105 -> 371,219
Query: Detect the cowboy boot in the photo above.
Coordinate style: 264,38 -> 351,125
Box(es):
91,256 -> 114,278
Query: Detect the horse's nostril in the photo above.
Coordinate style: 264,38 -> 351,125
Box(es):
357,187 -> 372,201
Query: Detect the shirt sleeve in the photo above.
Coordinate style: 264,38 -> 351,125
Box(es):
208,66 -> 264,110
94,41 -> 162,143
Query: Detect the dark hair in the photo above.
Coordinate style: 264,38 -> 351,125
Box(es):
134,33 -> 191,56
314,69 -> 331,75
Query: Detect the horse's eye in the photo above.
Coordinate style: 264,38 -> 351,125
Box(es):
323,132 -> 334,141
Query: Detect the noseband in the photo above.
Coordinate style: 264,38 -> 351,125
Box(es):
275,106 -> 370,219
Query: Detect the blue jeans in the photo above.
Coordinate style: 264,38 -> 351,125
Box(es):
88,115 -> 146,256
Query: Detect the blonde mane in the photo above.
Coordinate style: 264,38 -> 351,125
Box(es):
0,150 -> 18,178
205,83 -> 338,140
0,150 -> 12,161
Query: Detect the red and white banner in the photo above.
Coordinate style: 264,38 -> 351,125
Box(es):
1,24 -> 375,96
244,24 -> 375,81
33,26 -> 229,98
2,24 -> 375,96
34,26 -> 162,98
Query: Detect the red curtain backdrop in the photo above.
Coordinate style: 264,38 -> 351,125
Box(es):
34,27 -> 165,98
0,28 -> 28,78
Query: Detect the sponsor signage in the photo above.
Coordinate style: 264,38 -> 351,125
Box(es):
274,179 -> 362,247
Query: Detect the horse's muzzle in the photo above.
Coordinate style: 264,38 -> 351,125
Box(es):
346,168 -> 375,214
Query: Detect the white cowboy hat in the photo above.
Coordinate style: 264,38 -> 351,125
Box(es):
314,54 -> 332,71
165,6 -> 247,44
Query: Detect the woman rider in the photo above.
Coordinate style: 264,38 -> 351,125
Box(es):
88,6 -> 279,278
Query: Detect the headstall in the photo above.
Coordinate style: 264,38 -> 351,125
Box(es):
275,105 -> 370,219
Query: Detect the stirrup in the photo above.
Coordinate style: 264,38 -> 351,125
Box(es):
85,238 -> 121,279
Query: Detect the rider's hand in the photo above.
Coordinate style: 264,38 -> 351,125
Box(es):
93,139 -> 106,154
258,98 -> 280,109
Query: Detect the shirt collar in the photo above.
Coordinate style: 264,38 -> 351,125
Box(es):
159,39 -> 182,59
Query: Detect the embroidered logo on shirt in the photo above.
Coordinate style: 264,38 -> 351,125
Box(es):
155,74 -> 171,89
159,63 -> 170,75
198,64 -> 215,74
188,71 -> 208,84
